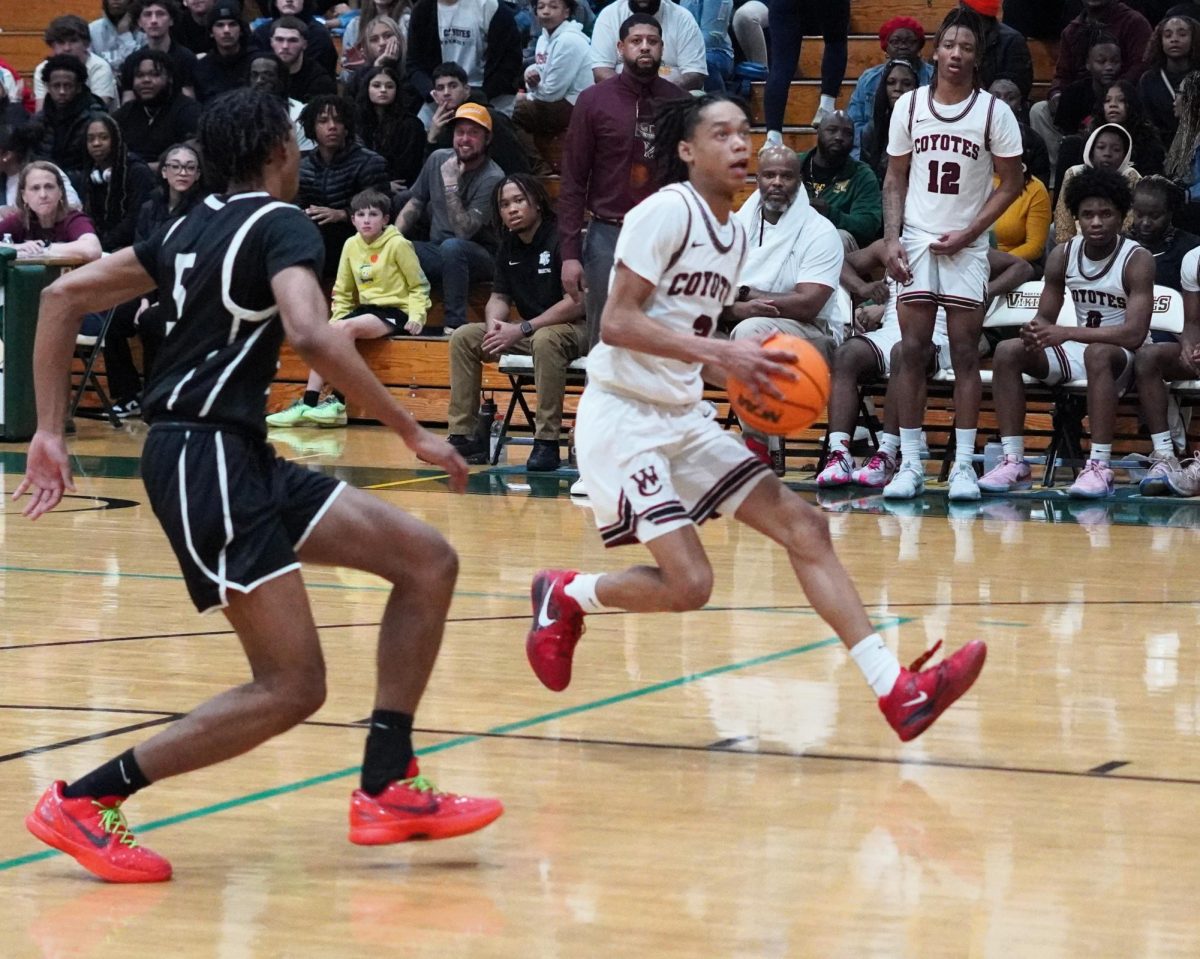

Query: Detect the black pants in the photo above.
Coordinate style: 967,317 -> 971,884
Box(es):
763,0 -> 849,130
102,298 -> 164,403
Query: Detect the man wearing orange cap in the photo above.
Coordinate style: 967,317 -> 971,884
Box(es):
396,102 -> 506,332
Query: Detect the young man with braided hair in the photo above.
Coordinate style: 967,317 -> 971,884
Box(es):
881,5 -> 1024,502
524,93 -> 987,745
16,88 -> 502,883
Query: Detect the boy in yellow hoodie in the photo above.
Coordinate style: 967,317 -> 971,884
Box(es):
267,189 -> 432,427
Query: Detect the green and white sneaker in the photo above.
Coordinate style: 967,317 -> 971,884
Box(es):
266,399 -> 313,428
303,396 -> 348,428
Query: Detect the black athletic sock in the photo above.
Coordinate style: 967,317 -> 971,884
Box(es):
302,390 -> 320,407
63,748 -> 151,801
361,710 -> 415,795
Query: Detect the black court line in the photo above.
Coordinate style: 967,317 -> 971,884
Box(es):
0,716 -> 180,765
1088,760 -> 1131,775
403,727 -> 1200,789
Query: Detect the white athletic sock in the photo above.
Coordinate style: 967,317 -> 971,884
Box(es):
819,94 -> 835,112
1001,435 -> 1024,461
955,428 -> 977,467
828,431 -> 851,454
850,633 -> 902,698
1090,443 -> 1112,464
879,433 -> 901,457
564,573 -> 607,613
899,427 -> 923,467
1151,431 -> 1174,456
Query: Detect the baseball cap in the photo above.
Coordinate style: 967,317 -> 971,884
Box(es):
453,102 -> 493,133
208,1 -> 244,27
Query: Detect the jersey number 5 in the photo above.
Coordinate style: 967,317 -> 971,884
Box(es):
169,252 -> 197,335
926,160 -> 961,195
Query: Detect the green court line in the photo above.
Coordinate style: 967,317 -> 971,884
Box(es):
0,616 -> 910,873
978,619 -> 1028,628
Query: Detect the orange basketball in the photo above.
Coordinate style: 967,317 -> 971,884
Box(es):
728,333 -> 831,436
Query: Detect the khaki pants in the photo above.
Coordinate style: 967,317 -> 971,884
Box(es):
448,321 -> 589,440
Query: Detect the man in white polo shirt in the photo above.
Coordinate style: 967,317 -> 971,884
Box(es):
590,0 -> 707,91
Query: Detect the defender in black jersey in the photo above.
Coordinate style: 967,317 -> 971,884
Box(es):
15,89 -> 502,883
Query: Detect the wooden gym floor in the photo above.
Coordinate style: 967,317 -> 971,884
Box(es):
1,420 -> 1199,958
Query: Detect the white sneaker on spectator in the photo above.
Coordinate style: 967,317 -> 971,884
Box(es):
570,477 -> 588,497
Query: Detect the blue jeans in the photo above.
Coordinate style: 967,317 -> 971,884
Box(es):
413,238 -> 495,329
704,49 -> 734,93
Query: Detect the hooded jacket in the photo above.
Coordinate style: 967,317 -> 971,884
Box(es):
331,224 -> 431,326
1054,122 -> 1141,243
527,19 -> 593,105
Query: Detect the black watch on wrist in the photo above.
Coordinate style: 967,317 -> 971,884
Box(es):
737,285 -> 751,302
519,320 -> 534,336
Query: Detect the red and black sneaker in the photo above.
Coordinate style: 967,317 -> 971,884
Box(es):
349,760 -> 503,845
525,569 -> 586,691
25,781 -> 172,883
879,640 -> 987,742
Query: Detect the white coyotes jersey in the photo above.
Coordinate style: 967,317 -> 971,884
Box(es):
1064,235 -> 1141,329
588,182 -> 748,407
888,87 -> 1022,236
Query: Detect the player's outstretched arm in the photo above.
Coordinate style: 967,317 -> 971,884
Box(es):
13,249 -> 157,519
272,265 -> 468,491
602,263 -> 796,399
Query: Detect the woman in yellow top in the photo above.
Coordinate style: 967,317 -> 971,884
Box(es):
991,141 -> 1052,276
267,187 -> 432,428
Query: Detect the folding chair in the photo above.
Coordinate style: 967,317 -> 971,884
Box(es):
490,354 -> 588,465
69,307 -> 121,428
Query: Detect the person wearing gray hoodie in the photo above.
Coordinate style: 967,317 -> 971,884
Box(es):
513,0 -> 593,174
1054,122 -> 1141,243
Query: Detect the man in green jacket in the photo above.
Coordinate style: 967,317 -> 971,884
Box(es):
797,111 -> 882,251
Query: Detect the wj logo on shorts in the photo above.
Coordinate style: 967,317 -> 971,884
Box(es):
631,466 -> 662,497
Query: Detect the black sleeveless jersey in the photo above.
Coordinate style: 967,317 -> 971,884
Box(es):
132,192 -> 325,437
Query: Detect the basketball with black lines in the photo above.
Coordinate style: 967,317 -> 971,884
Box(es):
728,333 -> 830,436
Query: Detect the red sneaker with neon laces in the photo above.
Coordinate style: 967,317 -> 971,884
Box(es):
25,781 -> 172,883
349,760 -> 503,845
525,569 -> 586,691
878,640 -> 987,742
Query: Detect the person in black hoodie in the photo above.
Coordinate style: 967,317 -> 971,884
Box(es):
357,65 -> 427,193
268,16 -> 336,103
33,55 -> 107,172
406,0 -> 522,114
296,94 -> 390,280
193,1 -> 254,100
115,49 -> 202,167
75,112 -> 157,251
252,0 -> 337,76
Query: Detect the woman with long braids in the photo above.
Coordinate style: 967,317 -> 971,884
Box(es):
880,5 -> 1023,502
523,93 -> 987,741
860,59 -> 919,185
75,113 -> 156,252
1166,71 -> 1200,232
356,64 -> 425,193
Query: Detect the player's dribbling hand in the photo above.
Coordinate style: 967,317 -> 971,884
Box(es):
884,239 -> 912,285
930,229 -> 974,257
406,429 -> 469,492
12,430 -> 75,520
719,337 -> 798,401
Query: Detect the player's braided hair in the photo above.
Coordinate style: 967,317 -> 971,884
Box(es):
653,93 -> 749,186
198,88 -> 293,191
930,6 -> 983,93
1064,166 -> 1133,219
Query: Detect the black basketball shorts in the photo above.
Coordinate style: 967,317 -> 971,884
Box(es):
142,423 -> 346,613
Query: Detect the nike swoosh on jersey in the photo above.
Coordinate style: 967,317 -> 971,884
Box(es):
901,690 -> 929,708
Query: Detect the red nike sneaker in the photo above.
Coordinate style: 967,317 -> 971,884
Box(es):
879,640 -> 987,742
349,760 -> 503,845
25,781 -> 172,883
525,568 -> 586,691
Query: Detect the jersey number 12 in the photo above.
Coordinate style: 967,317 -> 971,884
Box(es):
926,160 -> 961,195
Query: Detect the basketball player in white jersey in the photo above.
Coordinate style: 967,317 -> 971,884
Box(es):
881,6 -> 1024,502
523,94 -> 987,743
818,242 -> 1034,489
978,168 -> 1154,499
